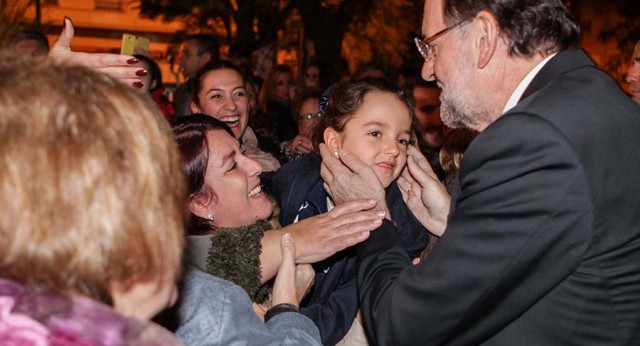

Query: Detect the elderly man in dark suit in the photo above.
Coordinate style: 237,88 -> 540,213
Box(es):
318,0 -> 640,345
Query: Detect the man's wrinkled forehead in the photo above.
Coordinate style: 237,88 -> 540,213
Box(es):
422,0 -> 446,36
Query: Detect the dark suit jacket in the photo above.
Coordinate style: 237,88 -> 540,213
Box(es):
357,49 -> 640,345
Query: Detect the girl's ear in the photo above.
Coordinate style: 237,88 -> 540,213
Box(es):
188,189 -> 215,220
323,127 -> 342,153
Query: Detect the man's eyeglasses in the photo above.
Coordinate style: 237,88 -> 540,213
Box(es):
414,18 -> 470,61
299,112 -> 322,120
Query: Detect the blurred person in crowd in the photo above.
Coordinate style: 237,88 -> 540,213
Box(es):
174,34 -> 220,117
279,88 -> 323,162
10,29 -> 49,57
409,79 -> 446,180
228,44 -> 254,79
134,53 -> 175,121
627,39 -> 640,105
356,62 -> 386,79
259,64 -> 297,144
397,66 -> 422,87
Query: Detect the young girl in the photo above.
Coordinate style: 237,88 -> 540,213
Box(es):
273,78 -> 430,345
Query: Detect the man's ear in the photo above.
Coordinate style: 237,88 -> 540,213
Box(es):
323,127 -> 342,153
474,10 -> 500,69
201,52 -> 212,65
190,101 -> 202,114
188,189 -> 215,220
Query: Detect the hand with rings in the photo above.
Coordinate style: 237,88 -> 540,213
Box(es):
289,135 -> 313,154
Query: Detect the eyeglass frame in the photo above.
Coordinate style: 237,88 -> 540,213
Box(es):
299,112 -> 322,120
414,18 -> 471,61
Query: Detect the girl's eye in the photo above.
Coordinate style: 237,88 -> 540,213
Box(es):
398,138 -> 410,146
368,131 -> 381,138
235,90 -> 246,97
209,94 -> 221,99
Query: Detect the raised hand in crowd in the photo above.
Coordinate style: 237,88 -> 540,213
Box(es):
49,17 -> 144,88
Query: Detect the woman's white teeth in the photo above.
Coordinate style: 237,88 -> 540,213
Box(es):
248,185 -> 262,197
221,116 -> 239,123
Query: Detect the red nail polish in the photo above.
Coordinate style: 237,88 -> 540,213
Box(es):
132,82 -> 144,88
127,58 -> 139,65
136,69 -> 148,77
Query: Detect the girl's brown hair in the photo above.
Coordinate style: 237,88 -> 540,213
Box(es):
312,78 -> 415,151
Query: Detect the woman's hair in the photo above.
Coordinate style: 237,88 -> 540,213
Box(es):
258,64 -> 293,111
171,114 -> 235,236
133,54 -> 163,91
443,0 -> 580,57
0,53 -> 185,304
439,128 -> 477,173
190,60 -> 245,109
312,78 -> 414,151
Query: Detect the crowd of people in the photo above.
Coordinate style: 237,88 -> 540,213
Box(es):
2,0 -> 640,345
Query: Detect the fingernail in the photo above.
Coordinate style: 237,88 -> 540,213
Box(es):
368,199 -> 376,205
373,219 -> 382,225
283,233 -> 293,243
127,58 -> 139,65
136,69 -> 148,76
132,81 -> 144,88
376,211 -> 386,218
334,151 -> 339,157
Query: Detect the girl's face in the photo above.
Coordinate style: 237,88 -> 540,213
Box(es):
190,129 -> 273,228
192,69 -> 249,140
325,91 -> 412,188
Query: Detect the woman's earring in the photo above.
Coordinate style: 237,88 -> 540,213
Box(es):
207,214 -> 214,221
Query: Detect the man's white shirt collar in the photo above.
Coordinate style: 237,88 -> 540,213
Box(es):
502,53 -> 557,114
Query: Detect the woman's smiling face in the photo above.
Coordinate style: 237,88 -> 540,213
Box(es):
192,68 -> 249,140
194,129 -> 273,228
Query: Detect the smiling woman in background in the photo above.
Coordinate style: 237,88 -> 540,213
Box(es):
190,60 -> 281,172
